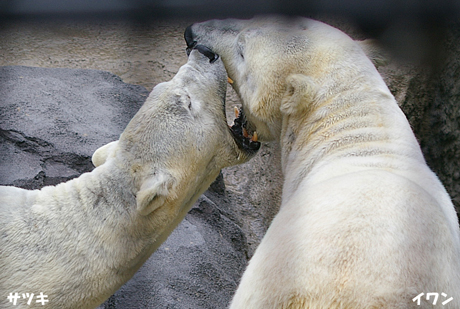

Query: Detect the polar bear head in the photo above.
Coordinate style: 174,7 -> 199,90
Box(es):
185,16 -> 386,142
93,48 -> 260,216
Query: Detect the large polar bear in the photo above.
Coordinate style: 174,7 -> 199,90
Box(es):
185,16 -> 460,308
0,47 -> 260,309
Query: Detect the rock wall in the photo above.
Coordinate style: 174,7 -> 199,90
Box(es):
377,23 -> 460,216
0,66 -> 146,188
400,26 -> 460,211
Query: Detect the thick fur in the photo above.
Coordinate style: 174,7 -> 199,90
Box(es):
0,50 -> 254,309
188,16 -> 460,308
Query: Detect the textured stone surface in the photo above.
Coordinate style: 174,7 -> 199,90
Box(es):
0,65 -> 148,188
377,23 -> 460,216
400,26 -> 460,211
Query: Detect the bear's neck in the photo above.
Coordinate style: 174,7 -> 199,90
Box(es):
33,163 -> 159,297
280,74 -> 426,195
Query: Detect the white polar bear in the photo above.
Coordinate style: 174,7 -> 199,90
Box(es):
0,48 -> 260,309
186,16 -> 460,308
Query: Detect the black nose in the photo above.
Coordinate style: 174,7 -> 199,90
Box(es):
184,25 -> 197,49
194,44 -> 219,63
184,25 -> 218,63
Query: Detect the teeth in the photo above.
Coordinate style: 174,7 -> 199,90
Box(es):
251,131 -> 258,142
243,127 -> 249,138
234,106 -> 239,118
228,77 -> 234,84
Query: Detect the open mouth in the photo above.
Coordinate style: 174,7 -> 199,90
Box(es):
187,41 -> 260,155
229,105 -> 260,153
225,73 -> 260,154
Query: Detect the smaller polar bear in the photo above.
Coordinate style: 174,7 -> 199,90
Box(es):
0,47 -> 260,309
186,16 -> 460,308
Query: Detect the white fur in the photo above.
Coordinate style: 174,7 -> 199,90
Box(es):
0,50 -> 255,309
189,16 -> 460,308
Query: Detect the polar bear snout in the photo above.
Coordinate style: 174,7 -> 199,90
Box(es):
185,26 -> 220,63
184,48 -> 261,159
186,42 -> 219,66
184,24 -> 197,50
192,44 -> 219,63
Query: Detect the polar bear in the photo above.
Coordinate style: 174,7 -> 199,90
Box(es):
0,47 -> 260,309
185,16 -> 460,308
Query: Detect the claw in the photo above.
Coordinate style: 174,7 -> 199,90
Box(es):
243,127 -> 249,138
229,106 -> 261,153
228,77 -> 234,84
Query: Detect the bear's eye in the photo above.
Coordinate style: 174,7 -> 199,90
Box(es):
185,95 -> 192,110
237,44 -> 244,60
175,93 -> 193,113
236,39 -> 245,60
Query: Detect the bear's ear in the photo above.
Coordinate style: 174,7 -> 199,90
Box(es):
136,171 -> 176,216
357,39 -> 388,67
280,74 -> 318,116
92,141 -> 119,167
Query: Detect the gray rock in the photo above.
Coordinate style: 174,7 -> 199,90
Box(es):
402,26 -> 460,212
379,23 -> 460,217
0,65 -> 147,188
